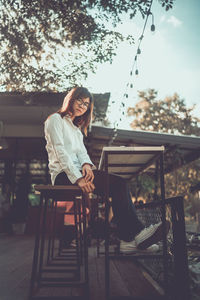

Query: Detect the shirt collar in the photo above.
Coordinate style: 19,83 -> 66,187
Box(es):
64,114 -> 80,131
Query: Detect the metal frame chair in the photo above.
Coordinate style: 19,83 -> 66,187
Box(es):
29,185 -> 89,299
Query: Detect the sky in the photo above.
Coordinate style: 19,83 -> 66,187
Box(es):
84,0 -> 200,129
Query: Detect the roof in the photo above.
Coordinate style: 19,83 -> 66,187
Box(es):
98,146 -> 165,180
88,125 -> 200,173
0,91 -> 110,126
0,92 -> 200,174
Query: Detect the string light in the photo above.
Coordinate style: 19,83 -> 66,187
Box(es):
150,12 -> 156,32
120,0 -> 155,108
151,23 -> 155,32
125,0 -> 155,94
109,0 -> 155,145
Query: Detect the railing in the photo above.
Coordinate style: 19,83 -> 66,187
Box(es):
135,196 -> 190,300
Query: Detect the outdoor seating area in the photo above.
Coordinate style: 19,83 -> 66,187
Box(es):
1,1 -> 200,299
1,127 -> 200,299
0,194 -> 192,300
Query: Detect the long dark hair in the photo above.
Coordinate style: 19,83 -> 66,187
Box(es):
57,87 -> 93,136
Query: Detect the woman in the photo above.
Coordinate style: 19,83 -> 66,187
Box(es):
44,87 -> 169,253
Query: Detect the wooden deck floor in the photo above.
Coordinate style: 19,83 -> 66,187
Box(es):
0,234 -> 164,300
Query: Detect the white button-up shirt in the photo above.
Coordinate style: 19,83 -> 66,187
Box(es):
44,113 -> 94,185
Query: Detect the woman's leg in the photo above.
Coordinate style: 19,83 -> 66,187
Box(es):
55,171 -> 144,241
54,172 -> 75,245
55,172 -> 72,185
54,171 -> 167,248
93,170 -> 144,242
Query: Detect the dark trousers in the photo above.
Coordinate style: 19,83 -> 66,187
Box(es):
55,170 -> 144,241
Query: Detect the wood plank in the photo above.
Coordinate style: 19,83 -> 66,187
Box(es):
113,258 -> 161,298
0,235 -> 164,300
109,259 -> 130,298
88,245 -> 105,300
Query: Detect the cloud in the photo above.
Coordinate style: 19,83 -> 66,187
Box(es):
167,15 -> 182,27
160,15 -> 166,23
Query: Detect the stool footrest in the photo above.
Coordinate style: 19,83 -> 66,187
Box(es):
40,281 -> 87,287
41,278 -> 78,282
47,263 -> 78,267
42,269 -> 77,273
31,297 -> 86,300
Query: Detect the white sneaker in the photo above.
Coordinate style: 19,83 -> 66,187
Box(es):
135,220 -> 170,250
120,239 -> 159,254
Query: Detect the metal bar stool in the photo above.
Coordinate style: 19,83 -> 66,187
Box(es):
57,196 -> 84,265
29,185 -> 89,299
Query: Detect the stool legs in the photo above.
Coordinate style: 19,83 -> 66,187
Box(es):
77,197 -> 83,264
51,201 -> 57,260
82,193 -> 89,297
37,197 -> 48,286
73,198 -> 81,279
29,194 -> 43,297
29,190 -> 89,299
46,199 -> 54,265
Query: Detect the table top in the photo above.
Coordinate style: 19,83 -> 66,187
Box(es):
98,146 -> 165,180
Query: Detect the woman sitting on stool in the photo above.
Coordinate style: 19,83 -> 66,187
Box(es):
44,87 -> 170,254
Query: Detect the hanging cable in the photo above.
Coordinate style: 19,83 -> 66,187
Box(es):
109,0 -> 155,145
124,0 -> 154,100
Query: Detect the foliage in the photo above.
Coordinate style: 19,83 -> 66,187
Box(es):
129,173 -> 155,202
165,160 -> 200,217
92,92 -> 110,124
127,89 -> 200,136
127,89 -> 200,208
0,0 -> 174,92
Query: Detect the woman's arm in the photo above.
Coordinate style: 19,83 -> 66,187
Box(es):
77,132 -> 96,183
82,163 -> 94,182
77,133 -> 94,168
76,176 -> 95,193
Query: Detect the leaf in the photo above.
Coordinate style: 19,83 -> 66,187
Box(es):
0,0 -> 174,91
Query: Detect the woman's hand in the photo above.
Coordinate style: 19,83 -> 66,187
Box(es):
82,164 -> 94,183
76,177 -> 95,193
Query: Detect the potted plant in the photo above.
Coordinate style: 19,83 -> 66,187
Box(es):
12,173 -> 31,235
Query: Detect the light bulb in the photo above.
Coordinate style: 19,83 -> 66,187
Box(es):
151,24 -> 155,32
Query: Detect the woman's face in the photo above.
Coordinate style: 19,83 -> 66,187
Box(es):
72,97 -> 90,117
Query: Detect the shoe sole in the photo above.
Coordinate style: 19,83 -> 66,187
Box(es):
120,249 -> 160,255
137,220 -> 170,250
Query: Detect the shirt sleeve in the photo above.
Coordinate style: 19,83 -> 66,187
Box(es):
45,114 -> 83,184
77,131 -> 95,169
